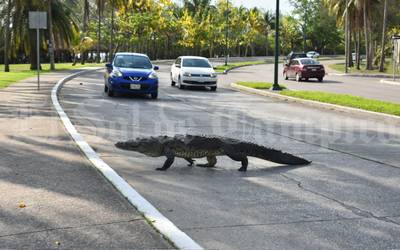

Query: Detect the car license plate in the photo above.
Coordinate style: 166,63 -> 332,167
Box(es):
130,84 -> 141,90
312,69 -> 317,71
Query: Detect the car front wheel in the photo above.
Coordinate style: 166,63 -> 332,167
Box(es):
151,92 -> 158,99
210,86 -> 217,91
318,77 -> 323,82
107,86 -> 114,97
171,73 -> 176,86
178,77 -> 185,89
283,72 -> 288,80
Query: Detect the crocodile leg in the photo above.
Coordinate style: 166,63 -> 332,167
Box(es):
156,155 -> 175,171
226,153 -> 248,172
185,158 -> 195,166
197,156 -> 217,168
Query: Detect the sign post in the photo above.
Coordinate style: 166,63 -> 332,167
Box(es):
393,36 -> 400,81
29,11 -> 47,90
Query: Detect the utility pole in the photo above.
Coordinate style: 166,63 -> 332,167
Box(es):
272,0 -> 282,90
224,0 -> 229,66
109,0 -> 114,62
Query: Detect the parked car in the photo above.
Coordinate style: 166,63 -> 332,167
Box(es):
306,51 -> 320,58
283,58 -> 325,82
171,56 -> 218,91
104,52 -> 159,99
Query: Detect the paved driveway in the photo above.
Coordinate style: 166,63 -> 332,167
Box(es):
218,62 -> 400,103
59,65 -> 400,249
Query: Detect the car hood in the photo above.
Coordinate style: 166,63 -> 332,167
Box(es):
117,67 -> 153,77
181,67 -> 215,74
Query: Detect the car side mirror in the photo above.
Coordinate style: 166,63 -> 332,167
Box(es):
175,64 -> 181,68
105,63 -> 112,68
153,65 -> 159,70
285,63 -> 289,67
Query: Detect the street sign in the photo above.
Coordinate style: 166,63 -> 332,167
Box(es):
29,12 -> 47,29
29,11 -> 47,91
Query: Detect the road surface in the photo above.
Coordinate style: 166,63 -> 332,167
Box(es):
59,64 -> 400,249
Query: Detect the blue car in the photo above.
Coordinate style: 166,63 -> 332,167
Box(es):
104,52 -> 159,99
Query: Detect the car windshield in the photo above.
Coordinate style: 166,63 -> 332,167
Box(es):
182,58 -> 212,68
114,55 -> 152,69
300,59 -> 319,65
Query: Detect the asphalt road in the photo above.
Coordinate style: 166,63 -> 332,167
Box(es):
217,62 -> 400,103
59,64 -> 400,249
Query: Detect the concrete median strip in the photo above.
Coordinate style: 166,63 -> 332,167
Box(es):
52,69 -> 203,250
231,82 -> 400,122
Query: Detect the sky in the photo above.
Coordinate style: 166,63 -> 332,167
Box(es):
173,0 -> 293,14
231,0 -> 293,13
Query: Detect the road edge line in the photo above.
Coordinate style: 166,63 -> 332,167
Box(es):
51,69 -> 203,250
230,82 -> 400,122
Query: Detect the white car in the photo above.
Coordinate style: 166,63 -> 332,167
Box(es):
306,51 -> 320,58
171,56 -> 218,91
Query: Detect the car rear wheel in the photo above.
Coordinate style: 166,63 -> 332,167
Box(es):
151,92 -> 158,99
318,77 -> 323,82
296,73 -> 302,82
210,86 -> 217,91
283,72 -> 288,80
171,73 -> 176,86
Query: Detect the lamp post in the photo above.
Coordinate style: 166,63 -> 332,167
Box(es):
272,0 -> 282,90
224,0 -> 229,66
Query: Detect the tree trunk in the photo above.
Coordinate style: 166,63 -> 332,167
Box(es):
29,30 -> 39,70
48,0 -> 56,70
363,1 -> 373,70
379,0 -> 387,72
4,0 -> 11,72
265,31 -> 269,56
356,29 -> 361,70
81,0 -> 89,65
109,1 -> 114,62
349,28 -> 353,67
97,0 -> 102,63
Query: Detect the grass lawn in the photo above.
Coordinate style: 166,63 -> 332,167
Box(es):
329,61 -> 395,74
236,81 -> 400,116
236,81 -> 287,90
215,61 -> 268,73
0,63 -> 104,89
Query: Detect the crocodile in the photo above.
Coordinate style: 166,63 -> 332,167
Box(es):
115,135 -> 311,172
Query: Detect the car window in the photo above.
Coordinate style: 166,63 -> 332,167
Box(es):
182,58 -> 212,68
175,58 -> 181,65
300,59 -> 319,65
291,60 -> 298,66
114,55 -> 152,69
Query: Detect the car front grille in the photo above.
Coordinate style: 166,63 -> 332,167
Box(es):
123,76 -> 148,82
190,74 -> 212,77
183,80 -> 216,85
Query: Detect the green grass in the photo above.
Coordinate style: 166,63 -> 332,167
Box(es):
0,63 -> 104,89
280,90 -> 400,116
215,61 -> 268,73
236,81 -> 400,116
329,61 -> 395,74
236,81 -> 287,90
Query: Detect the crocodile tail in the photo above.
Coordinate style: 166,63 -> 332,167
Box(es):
235,142 -> 311,165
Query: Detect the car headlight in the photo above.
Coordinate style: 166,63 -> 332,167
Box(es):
111,70 -> 123,78
183,72 -> 192,77
211,73 -> 217,78
148,72 -> 158,79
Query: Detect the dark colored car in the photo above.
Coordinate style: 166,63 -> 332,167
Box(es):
104,52 -> 159,99
283,58 -> 325,82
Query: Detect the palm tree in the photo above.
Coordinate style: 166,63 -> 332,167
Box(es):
48,0 -> 55,70
11,0 -> 78,69
96,0 -> 105,63
379,0 -> 388,72
81,0 -> 90,64
4,0 -> 11,72
263,10 -> 275,56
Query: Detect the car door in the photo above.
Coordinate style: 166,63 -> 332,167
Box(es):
288,60 -> 296,77
172,58 -> 181,82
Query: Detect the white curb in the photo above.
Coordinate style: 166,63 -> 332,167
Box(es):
231,83 -> 400,122
52,69 -> 203,250
380,79 -> 400,86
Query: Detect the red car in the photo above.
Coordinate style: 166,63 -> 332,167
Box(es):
283,58 -> 325,82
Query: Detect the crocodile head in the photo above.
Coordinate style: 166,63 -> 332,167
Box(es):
115,137 -> 164,157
